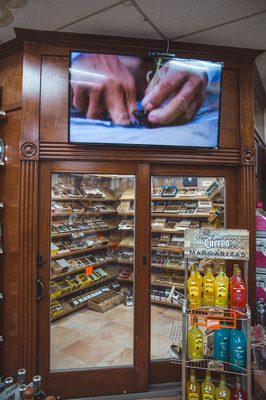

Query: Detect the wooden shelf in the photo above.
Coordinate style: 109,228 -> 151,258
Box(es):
151,263 -> 185,271
152,227 -> 185,234
116,259 -> 185,271
151,299 -> 181,308
52,197 -> 117,202
52,301 -> 87,322
152,212 -> 211,218
52,210 -> 118,217
151,246 -> 184,253
51,225 -> 117,238
118,276 -> 184,289
51,242 -> 118,260
51,258 -> 117,280
53,270 -> 119,300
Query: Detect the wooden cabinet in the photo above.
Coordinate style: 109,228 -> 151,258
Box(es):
0,28 -> 261,398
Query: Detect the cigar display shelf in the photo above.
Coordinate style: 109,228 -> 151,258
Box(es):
118,275 -> 185,290
52,210 -> 118,217
118,211 -> 213,218
54,269 -> 120,300
51,270 -> 120,321
52,196 -> 117,202
51,225 -> 117,238
51,258 -> 117,280
117,259 -> 186,272
118,242 -> 184,254
51,242 -> 119,260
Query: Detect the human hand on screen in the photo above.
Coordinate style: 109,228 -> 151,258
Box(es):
142,60 -> 208,125
71,54 -> 136,125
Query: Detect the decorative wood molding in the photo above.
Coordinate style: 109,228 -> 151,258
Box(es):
20,43 -> 41,142
39,143 -> 241,165
14,28 -> 263,62
19,140 -> 39,160
0,38 -> 23,59
18,161 -> 38,377
241,148 -> 256,166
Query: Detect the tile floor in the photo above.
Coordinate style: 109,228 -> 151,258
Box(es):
51,304 -> 182,370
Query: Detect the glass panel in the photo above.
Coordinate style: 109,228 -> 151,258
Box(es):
50,173 -> 135,370
150,176 -> 225,360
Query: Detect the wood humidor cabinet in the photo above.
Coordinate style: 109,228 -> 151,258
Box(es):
0,28 -> 262,398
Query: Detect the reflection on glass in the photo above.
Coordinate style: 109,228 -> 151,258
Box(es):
50,174 -> 135,370
150,176 -> 225,359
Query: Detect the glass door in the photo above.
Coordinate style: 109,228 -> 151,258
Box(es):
37,162 -> 150,398
149,166 -> 236,384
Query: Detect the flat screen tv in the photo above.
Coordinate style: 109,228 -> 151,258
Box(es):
68,51 -> 223,148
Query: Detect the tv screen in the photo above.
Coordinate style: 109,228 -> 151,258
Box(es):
68,51 -> 223,148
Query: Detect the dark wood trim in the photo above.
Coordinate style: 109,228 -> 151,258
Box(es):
14,28 -> 263,62
39,143 -> 241,165
20,42 -> 42,143
135,163 -> 150,391
18,161 -> 38,378
0,37 -> 23,58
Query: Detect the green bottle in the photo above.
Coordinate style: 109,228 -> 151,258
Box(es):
215,374 -> 230,400
201,371 -> 216,400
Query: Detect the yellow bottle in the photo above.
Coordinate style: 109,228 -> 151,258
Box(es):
188,318 -> 203,360
215,374 -> 230,400
201,371 -> 216,400
203,265 -> 215,306
214,266 -> 229,308
186,369 -> 200,400
187,263 -> 202,308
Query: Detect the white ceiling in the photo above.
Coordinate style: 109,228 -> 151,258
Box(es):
0,0 -> 266,88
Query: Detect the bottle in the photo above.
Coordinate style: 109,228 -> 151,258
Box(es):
214,266 -> 229,308
4,377 -> 14,388
17,369 -> 27,386
214,329 -> 229,362
188,318 -> 203,360
203,265 -> 215,306
231,376 -> 247,399
230,330 -> 246,372
215,374 -> 230,399
19,385 -> 28,400
0,376 -> 5,393
187,263 -> 202,308
186,369 -> 200,400
201,371 -> 216,400
32,375 -> 46,400
230,269 -> 246,311
230,264 -> 240,286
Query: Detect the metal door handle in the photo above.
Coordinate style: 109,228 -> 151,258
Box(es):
36,278 -> 45,301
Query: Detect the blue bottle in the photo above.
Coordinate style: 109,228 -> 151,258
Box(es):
214,329 -> 229,362
230,330 -> 246,372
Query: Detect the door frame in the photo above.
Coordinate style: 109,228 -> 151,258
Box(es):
37,161 -> 151,399
148,164 -> 237,385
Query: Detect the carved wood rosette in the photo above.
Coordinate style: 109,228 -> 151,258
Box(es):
18,160 -> 38,375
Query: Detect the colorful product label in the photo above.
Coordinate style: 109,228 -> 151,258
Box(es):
217,284 -> 226,297
190,285 -> 199,296
203,395 -> 214,400
189,394 -> 199,400
205,282 -> 214,292
195,336 -> 203,349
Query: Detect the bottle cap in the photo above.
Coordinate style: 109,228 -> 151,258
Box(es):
19,385 -> 27,396
4,377 -> 14,387
32,375 -> 41,389
17,369 -> 26,384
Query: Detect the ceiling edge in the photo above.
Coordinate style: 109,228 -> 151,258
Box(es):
14,27 -> 264,62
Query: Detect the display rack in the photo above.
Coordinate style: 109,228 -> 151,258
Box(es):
170,248 -> 252,400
